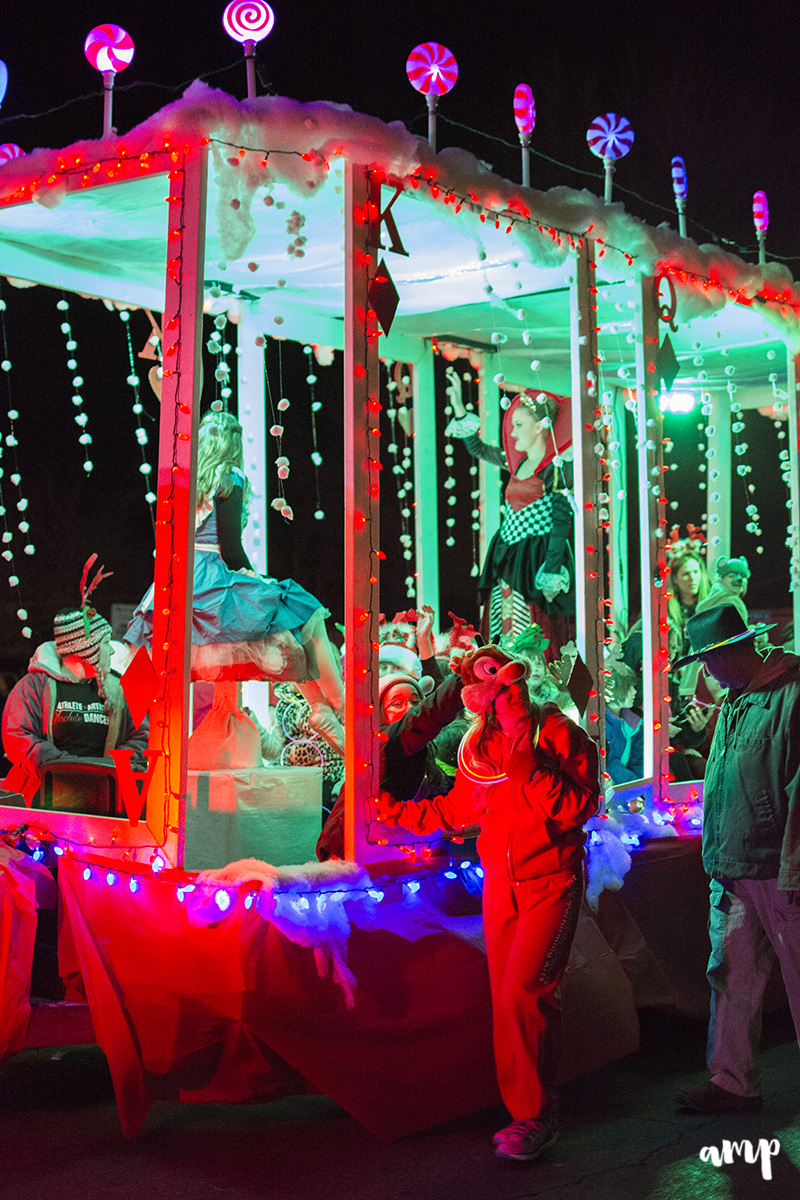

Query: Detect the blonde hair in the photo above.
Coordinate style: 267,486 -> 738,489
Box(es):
196,410 -> 252,518
667,551 -> 711,627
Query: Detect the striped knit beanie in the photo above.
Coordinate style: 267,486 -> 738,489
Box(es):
53,607 -> 112,668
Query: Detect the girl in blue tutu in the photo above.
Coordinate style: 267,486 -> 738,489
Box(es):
126,409 -> 344,752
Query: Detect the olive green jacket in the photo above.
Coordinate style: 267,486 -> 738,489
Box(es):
702,649 -> 800,890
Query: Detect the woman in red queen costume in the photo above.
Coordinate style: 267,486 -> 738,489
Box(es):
445,368 -> 575,657
377,644 -> 600,1163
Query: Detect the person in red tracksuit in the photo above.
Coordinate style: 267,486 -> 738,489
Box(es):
377,645 -> 600,1162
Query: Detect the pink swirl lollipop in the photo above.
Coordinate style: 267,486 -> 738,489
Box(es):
83,24 -> 135,74
0,143 -> 23,165
513,85 -> 536,136
406,42 -> 458,96
753,190 -> 769,233
586,113 -> 634,161
222,0 -> 275,43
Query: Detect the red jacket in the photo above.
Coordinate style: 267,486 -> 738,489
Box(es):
380,701 -> 600,882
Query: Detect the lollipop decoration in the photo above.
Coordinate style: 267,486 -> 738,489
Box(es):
753,190 -> 769,267
406,42 -> 458,153
586,113 -> 634,204
671,155 -> 688,238
84,24 -> 135,138
0,144 -> 24,166
0,61 -> 7,109
513,84 -> 535,187
222,1 -> 275,99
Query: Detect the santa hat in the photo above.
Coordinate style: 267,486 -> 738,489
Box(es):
379,642 -> 422,678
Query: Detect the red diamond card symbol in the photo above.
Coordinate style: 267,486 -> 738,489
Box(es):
121,646 -> 159,729
368,258 -> 400,335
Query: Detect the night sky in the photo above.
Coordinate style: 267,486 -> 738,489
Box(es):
0,0 -> 797,673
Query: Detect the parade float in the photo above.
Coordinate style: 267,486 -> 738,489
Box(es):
1,14 -> 798,1136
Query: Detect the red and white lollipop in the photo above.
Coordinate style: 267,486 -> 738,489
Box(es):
753,190 -> 769,233
0,144 -> 24,166
222,1 -> 275,98
84,24 -> 135,74
406,43 -> 458,154
586,113 -> 634,161
587,113 -> 634,204
222,1 -> 275,43
753,190 -> 769,267
84,25 -> 135,138
514,84 -> 535,186
406,42 -> 458,96
671,155 -> 688,237
513,84 -> 536,137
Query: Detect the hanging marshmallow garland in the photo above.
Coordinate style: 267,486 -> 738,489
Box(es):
0,292 -> 33,637
119,311 -> 156,521
587,113 -> 634,205
303,345 -> 325,521
56,298 -> 93,475
384,361 -> 417,599
262,336 -> 293,522
207,310 -> 234,407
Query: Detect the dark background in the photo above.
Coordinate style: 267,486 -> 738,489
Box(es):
0,0 -> 797,677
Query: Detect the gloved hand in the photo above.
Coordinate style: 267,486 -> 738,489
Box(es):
375,790 -> 405,826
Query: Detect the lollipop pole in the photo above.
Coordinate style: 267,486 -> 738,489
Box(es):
427,93 -> 437,153
757,229 -> 767,268
102,70 -> 115,138
676,196 -> 687,239
520,133 -> 531,188
243,39 -> 257,99
603,156 -> 614,205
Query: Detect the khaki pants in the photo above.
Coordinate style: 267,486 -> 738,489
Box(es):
707,877 -> 800,1096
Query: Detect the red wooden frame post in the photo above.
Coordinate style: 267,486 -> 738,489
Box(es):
343,162 -> 381,863
634,274 -> 670,799
570,241 -> 603,735
146,143 -> 208,863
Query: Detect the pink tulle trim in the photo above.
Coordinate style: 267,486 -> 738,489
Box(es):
190,633 -> 309,683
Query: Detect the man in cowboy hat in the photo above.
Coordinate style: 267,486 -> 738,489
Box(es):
672,605 -> 800,1113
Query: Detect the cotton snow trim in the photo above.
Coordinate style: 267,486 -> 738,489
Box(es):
193,857 -> 372,1007
584,815 -> 633,911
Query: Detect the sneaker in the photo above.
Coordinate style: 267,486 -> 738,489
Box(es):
494,1118 -> 559,1161
677,1082 -> 762,1113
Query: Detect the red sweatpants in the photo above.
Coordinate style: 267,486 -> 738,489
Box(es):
482,866 -> 583,1118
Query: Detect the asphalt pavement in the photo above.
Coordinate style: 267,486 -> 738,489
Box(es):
1,1007 -> 798,1200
